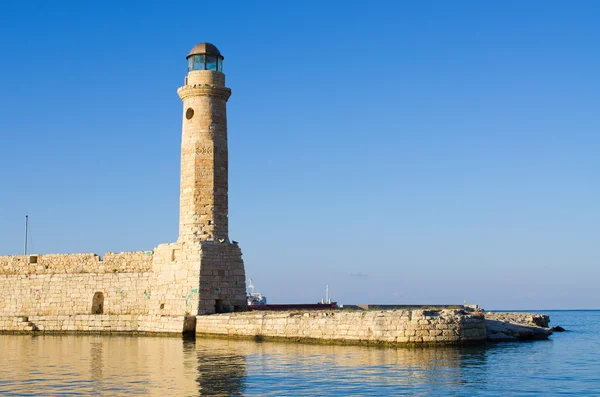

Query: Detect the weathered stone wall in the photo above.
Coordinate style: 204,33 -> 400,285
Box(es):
147,242 -> 201,317
0,241 -> 247,322
195,310 -> 487,345
0,252 -> 153,275
140,241 -> 248,317
0,272 -> 152,316
0,243 -> 205,319
198,242 -> 247,315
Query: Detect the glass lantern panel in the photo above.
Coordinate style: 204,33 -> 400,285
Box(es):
217,57 -> 223,72
188,57 -> 194,72
206,55 -> 217,71
193,55 -> 205,70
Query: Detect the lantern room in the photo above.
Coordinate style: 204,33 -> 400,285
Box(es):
187,42 -> 224,72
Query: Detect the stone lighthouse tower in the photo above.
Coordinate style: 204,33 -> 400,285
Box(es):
178,43 -> 230,243
170,42 -> 247,314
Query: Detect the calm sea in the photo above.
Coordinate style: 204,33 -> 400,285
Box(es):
0,310 -> 598,396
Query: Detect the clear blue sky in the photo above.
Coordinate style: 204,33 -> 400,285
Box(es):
1,1 -> 598,310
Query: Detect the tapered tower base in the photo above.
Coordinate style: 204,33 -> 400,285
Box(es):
198,242 -> 247,314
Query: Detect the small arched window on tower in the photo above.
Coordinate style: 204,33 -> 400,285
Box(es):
92,292 -> 104,314
186,42 -> 224,72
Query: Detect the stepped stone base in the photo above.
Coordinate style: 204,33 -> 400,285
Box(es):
0,315 -> 190,334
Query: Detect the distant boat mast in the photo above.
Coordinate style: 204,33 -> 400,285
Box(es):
24,215 -> 28,255
321,285 -> 331,304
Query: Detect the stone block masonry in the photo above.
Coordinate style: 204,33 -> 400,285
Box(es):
0,252 -> 153,275
195,310 -> 487,345
177,70 -> 231,244
198,242 -> 247,314
0,240 -> 247,333
0,272 -> 152,317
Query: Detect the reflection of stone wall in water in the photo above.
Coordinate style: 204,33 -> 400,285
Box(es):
0,335 -> 202,396
227,337 -> 474,366
2,334 -> 494,396
196,341 -> 247,396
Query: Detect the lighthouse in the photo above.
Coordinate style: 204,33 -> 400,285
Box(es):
177,43 -> 231,243
171,43 -> 247,314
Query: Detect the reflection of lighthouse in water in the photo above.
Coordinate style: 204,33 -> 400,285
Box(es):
246,279 -> 267,306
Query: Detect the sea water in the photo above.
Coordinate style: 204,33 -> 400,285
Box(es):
0,310 -> 598,396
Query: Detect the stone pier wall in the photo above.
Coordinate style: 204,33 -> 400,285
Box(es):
195,309 -> 487,345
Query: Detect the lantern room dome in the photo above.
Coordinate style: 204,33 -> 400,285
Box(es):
187,42 -> 222,59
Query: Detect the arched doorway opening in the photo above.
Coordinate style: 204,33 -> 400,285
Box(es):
92,292 -> 104,314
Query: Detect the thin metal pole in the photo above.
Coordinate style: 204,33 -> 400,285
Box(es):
24,215 -> 28,255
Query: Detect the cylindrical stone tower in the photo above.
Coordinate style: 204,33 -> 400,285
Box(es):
177,43 -> 231,243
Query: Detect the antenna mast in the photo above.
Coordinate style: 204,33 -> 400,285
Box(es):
24,215 -> 28,255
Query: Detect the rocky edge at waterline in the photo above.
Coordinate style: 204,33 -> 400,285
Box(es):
485,312 -> 556,341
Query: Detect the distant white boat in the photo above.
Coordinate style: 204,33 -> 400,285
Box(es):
247,279 -> 267,305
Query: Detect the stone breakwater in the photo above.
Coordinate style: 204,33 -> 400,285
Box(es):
0,309 -> 560,346
195,309 -> 488,345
